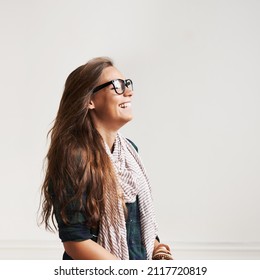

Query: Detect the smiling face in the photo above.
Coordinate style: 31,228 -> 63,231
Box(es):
88,66 -> 133,132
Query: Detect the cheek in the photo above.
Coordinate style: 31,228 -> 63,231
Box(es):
94,94 -> 120,116
99,101 -> 119,118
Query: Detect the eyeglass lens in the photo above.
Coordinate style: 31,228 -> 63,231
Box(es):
113,79 -> 133,94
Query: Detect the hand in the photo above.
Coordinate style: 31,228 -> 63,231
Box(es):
152,243 -> 173,260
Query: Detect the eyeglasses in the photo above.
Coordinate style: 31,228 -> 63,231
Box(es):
93,79 -> 133,95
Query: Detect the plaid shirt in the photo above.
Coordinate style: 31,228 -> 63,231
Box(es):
59,197 -> 147,260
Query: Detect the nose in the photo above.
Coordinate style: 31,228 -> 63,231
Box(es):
123,86 -> 133,97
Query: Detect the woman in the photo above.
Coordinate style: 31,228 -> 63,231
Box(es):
41,57 -> 173,260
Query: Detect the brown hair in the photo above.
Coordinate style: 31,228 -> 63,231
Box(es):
40,57 -> 119,231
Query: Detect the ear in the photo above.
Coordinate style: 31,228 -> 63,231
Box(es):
88,100 -> 95,110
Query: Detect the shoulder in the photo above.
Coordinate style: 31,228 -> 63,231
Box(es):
126,138 -> 138,153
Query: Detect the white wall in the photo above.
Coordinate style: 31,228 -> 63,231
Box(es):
0,0 -> 259,259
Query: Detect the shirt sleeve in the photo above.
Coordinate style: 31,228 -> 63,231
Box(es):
51,182 -> 98,243
56,208 -> 98,242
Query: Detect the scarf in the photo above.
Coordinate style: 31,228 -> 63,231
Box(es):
97,133 -> 158,259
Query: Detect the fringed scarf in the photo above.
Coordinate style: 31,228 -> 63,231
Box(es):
97,133 -> 158,259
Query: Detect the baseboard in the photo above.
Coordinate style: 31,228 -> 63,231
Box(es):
0,240 -> 259,260
169,241 -> 260,260
0,240 -> 64,260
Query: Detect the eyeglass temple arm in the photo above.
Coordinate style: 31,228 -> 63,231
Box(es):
93,81 -> 113,93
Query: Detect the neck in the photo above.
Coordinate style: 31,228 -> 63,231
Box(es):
96,126 -> 118,151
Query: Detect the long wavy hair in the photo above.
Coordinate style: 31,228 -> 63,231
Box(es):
40,57 -> 120,231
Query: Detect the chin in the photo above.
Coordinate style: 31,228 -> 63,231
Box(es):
125,114 -> 133,122
119,115 -> 133,127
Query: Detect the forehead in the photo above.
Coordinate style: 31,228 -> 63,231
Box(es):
100,66 -> 125,82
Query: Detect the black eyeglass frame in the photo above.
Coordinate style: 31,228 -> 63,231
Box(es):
92,79 -> 133,95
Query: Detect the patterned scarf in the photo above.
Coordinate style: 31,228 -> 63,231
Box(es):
97,133 -> 158,259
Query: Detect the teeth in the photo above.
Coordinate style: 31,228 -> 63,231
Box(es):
119,103 -> 128,108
